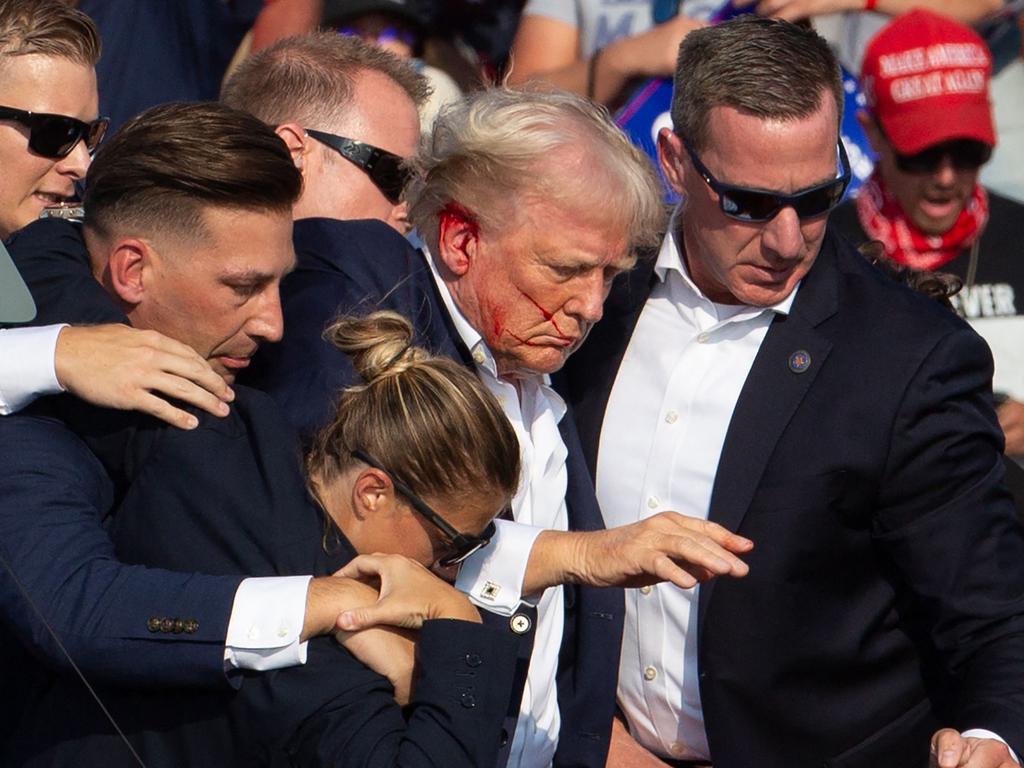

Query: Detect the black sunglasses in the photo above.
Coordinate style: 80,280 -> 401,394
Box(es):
894,139 -> 992,174
0,106 -> 109,160
682,138 -> 851,222
305,128 -> 410,205
351,449 -> 495,568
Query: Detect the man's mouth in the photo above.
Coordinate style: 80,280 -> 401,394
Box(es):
34,192 -> 74,206
919,196 -> 961,220
215,355 -> 253,370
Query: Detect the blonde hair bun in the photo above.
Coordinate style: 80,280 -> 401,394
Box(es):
325,310 -> 428,383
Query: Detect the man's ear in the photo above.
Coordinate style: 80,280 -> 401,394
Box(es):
276,122 -> 310,172
435,203 -> 479,278
106,238 -> 151,307
657,127 -> 686,195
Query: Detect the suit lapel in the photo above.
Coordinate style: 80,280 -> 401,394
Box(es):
698,235 -> 841,624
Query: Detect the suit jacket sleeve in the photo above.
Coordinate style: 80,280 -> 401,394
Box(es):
0,412 -> 240,687
873,324 -> 1024,753
233,623 -> 518,767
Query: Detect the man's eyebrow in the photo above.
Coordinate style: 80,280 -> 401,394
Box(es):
218,267 -> 275,284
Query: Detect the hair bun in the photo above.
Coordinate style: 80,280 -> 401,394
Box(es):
325,310 -> 427,383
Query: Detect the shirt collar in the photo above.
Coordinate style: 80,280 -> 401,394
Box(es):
422,244 -> 500,378
654,213 -> 799,318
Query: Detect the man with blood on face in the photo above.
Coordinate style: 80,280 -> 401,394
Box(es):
255,86 -> 759,768
560,15 -> 1024,768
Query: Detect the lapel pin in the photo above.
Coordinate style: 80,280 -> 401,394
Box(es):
789,350 -> 811,373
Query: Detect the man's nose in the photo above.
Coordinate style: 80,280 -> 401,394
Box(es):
251,288 -> 285,344
761,206 -> 804,261
55,137 -> 92,181
932,155 -> 957,187
568,271 -> 607,324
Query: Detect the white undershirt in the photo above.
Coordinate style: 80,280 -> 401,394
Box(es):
596,226 -> 793,760
428,248 -> 568,768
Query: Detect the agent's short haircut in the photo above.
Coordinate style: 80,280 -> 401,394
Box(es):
221,32 -> 429,129
83,102 -> 303,244
672,16 -> 843,151
407,86 -> 665,253
0,0 -> 100,69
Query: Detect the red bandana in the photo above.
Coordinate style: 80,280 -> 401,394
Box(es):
855,171 -> 989,271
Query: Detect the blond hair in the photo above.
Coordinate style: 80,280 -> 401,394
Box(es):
308,311 -> 520,506
0,0 -> 100,67
406,86 -> 665,253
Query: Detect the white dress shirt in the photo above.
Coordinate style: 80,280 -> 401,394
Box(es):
0,325 -> 65,414
597,226 -> 793,760
596,225 -> 1015,761
428,248 -> 568,768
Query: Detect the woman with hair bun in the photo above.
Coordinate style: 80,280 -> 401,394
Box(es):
11,311 -> 523,767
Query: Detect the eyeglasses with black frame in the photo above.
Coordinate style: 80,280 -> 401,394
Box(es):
0,106 -> 109,160
682,137 -> 852,222
351,449 -> 496,568
305,128 -> 410,205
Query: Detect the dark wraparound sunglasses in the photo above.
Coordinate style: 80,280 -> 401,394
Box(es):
0,106 -> 108,159
894,139 -> 992,174
351,449 -> 496,568
305,128 -> 410,205
682,138 -> 851,222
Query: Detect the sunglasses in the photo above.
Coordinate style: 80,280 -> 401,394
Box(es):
351,449 -> 496,568
894,139 -> 992,174
0,106 -> 109,160
682,138 -> 851,222
305,128 -> 410,205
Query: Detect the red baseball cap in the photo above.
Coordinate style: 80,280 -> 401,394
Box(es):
861,9 -> 995,155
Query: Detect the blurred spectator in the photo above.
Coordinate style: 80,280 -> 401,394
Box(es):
73,0 -> 272,133
322,0 -> 462,130
831,9 -> 1024,458
507,0 -> 720,107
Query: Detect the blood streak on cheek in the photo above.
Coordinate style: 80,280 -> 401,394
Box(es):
519,289 -> 568,338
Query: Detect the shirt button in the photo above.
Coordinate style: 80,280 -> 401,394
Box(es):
697,332 -> 710,343
646,496 -> 659,510
669,742 -> 686,757
472,348 -> 486,365
643,665 -> 657,681
277,624 -> 290,639
665,410 -> 678,424
640,585 -> 652,595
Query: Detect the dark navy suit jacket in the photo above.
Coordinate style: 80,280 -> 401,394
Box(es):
559,226 -> 1024,767
1,218 -> 519,766
245,217 -> 626,768
0,220 -> 241,692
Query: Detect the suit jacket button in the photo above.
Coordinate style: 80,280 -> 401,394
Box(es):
159,618 -> 174,633
147,617 -> 161,633
509,614 -> 531,634
173,619 -> 185,633
465,653 -> 482,667
184,619 -> 199,634
460,692 -> 476,709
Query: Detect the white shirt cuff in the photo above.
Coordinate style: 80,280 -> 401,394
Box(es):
962,729 -> 1019,763
223,575 -> 311,671
0,324 -> 66,414
455,519 -> 544,615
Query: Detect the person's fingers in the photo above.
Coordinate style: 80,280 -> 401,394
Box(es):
337,604 -> 401,631
336,554 -> 388,581
133,392 -> 200,430
930,729 -> 966,768
665,534 -> 750,577
144,371 -> 230,418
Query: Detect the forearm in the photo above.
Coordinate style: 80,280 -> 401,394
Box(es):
870,0 -> 1001,24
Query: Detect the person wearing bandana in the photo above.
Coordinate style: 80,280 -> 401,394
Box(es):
832,9 -> 1024,459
